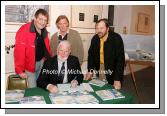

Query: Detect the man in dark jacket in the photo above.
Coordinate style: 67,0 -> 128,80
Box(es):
37,41 -> 83,93
85,19 -> 125,90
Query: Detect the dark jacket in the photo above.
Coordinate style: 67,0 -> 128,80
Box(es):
88,31 -> 125,84
37,55 -> 83,89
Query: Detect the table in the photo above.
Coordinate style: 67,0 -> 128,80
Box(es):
126,59 -> 155,103
23,82 -> 134,104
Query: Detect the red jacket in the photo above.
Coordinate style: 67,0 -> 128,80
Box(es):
14,21 -> 52,74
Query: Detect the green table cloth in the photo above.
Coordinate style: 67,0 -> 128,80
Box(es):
23,82 -> 134,104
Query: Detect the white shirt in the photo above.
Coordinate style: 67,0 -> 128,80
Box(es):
57,29 -> 69,39
57,58 -> 68,83
46,58 -> 68,90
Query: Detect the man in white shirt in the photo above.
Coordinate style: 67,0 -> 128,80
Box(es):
37,41 -> 83,93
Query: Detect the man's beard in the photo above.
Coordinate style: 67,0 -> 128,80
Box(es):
97,32 -> 105,38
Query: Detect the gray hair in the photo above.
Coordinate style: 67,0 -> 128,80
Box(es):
57,40 -> 71,50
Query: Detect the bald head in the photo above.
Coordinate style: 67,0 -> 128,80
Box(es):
57,40 -> 71,61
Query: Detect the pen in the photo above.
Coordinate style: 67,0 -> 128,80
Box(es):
70,76 -> 77,88
73,76 -> 77,80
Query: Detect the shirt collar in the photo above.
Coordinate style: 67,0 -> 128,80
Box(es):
30,20 -> 36,33
57,29 -> 69,38
30,20 -> 48,39
57,56 -> 68,63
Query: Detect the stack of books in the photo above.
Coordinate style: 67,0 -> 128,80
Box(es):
5,90 -> 24,103
96,89 -> 125,101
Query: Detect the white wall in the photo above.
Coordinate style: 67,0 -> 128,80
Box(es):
49,5 -> 71,36
113,5 -> 132,34
49,5 -> 108,36
114,5 -> 155,35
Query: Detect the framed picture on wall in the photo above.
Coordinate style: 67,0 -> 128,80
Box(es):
5,5 -> 50,24
71,5 -> 102,29
136,13 -> 150,33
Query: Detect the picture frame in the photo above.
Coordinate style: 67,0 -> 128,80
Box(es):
136,13 -> 150,33
71,5 -> 102,29
5,5 -> 50,25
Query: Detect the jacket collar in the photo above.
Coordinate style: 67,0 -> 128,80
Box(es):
30,20 -> 48,39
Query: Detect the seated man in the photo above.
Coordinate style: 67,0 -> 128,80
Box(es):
37,40 -> 83,93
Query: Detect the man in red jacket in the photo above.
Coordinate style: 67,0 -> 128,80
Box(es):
14,9 -> 51,88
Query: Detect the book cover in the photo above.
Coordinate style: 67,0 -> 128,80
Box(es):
110,89 -> 125,99
96,89 -> 125,101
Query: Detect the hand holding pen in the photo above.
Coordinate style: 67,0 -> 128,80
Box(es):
70,76 -> 78,88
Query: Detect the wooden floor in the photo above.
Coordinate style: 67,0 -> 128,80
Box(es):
122,67 -> 155,104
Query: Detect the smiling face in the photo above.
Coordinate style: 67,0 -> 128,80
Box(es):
34,13 -> 48,30
57,41 -> 71,61
95,21 -> 109,38
57,18 -> 69,33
